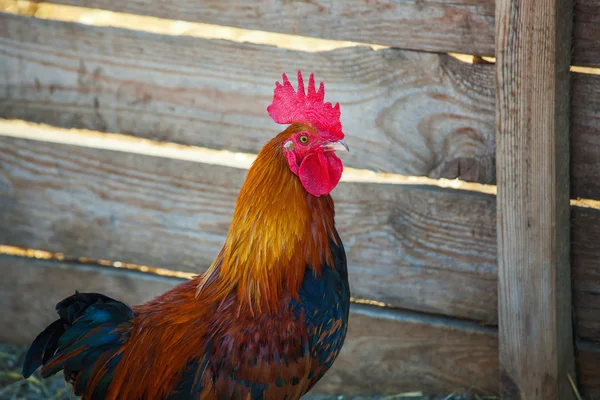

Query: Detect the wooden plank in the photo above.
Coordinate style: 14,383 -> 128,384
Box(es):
6,15 -> 600,197
573,0 -> 600,67
0,257 -> 181,344
576,340 -> 600,399
25,0 -> 496,57
0,255 -> 500,395
4,256 -> 600,397
495,0 -> 575,397
0,12 -> 498,184
20,0 -> 600,67
572,207 -> 600,341
0,136 -> 498,323
5,137 -> 600,343
570,71 -> 600,200
328,306 -> 499,396
23,0 -> 600,67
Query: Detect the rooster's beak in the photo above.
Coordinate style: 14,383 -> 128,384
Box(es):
323,140 -> 349,153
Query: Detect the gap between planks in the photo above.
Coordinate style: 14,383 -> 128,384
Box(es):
0,119 -> 498,194
4,0 -> 600,74
0,2 -> 511,80
1,0 -> 385,52
6,254 -> 600,394
5,248 -> 600,356
4,118 -> 600,210
2,254 -> 505,394
1,13 -> 599,193
0,247 -> 498,332
6,240 -> 599,350
0,1 -> 522,72
451,54 -> 600,76
0,245 -> 387,308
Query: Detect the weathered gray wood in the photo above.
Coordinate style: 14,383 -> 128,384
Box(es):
5,14 -> 600,197
0,136 -> 498,323
21,0 -> 600,66
0,257 -> 182,344
495,0 -> 575,397
5,136 -> 600,344
331,305 -> 499,395
0,12 -> 497,184
4,256 -> 600,397
23,0 -> 496,57
0,256 -> 500,395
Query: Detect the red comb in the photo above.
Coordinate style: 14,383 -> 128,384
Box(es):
267,71 -> 344,140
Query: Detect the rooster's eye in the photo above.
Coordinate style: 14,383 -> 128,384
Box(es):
299,135 -> 309,144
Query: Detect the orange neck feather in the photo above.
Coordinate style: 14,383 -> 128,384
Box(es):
195,124 -> 337,314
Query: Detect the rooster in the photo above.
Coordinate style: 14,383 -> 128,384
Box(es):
22,71 -> 350,399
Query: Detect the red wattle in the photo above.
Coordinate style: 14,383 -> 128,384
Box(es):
298,152 -> 343,197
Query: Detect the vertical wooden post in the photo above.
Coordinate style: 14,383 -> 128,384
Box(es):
495,0 -> 575,398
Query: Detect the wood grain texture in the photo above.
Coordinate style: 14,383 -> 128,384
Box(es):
5,15 -> 600,197
0,136 -> 498,323
0,12 -> 497,184
4,256 -> 600,397
570,72 -> 600,200
27,0 -> 496,56
576,341 -> 600,399
495,0 -> 575,396
0,256 -> 500,395
25,0 -> 600,66
5,137 -> 600,343
573,0 -> 600,67
572,207 -> 600,341
0,257 -> 182,345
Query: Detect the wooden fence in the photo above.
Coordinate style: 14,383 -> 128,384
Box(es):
1,0 -> 600,398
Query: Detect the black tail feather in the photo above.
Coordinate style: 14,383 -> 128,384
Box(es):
21,291 -> 133,399
22,319 -> 65,378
